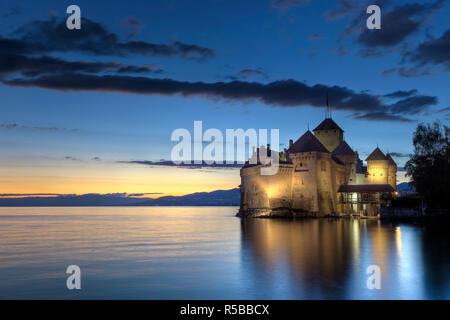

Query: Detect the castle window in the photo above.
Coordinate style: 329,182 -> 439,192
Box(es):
321,160 -> 326,172
380,173 -> 383,176
302,179 -> 305,185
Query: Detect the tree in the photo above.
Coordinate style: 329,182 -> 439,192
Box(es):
405,121 -> 450,211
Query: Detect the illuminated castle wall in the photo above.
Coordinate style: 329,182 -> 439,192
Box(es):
239,117 -> 397,217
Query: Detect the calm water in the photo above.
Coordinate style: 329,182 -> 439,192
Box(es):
0,207 -> 449,299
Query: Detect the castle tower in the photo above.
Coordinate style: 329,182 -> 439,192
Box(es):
288,130 -> 336,214
366,147 -> 389,185
313,118 -> 344,152
332,140 -> 356,184
312,97 -> 344,152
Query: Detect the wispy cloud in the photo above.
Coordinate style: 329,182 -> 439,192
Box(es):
309,33 -> 328,40
389,152 -> 412,158
2,6 -> 22,18
64,156 -> 82,162
0,123 -> 81,132
272,0 -> 310,11
118,160 -> 243,169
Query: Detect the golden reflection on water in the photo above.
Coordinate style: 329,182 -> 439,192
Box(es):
0,207 -> 449,299
395,226 -> 402,256
239,218 -> 423,298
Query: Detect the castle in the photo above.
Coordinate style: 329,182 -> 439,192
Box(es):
239,115 -> 397,218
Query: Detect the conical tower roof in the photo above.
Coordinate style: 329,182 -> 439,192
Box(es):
288,130 -> 329,153
332,140 -> 354,156
313,118 -> 344,132
366,147 -> 387,161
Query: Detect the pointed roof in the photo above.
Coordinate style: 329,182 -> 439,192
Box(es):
313,118 -> 344,132
365,147 -> 387,161
288,130 -> 329,153
332,140 -> 354,156
385,153 -> 397,166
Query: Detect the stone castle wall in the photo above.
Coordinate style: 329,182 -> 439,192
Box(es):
240,151 -> 345,216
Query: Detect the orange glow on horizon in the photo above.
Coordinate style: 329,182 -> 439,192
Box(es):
0,159 -> 241,197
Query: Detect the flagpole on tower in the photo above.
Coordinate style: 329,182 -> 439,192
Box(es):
326,94 -> 330,119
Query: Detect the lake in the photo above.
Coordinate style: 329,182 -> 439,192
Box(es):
0,207 -> 449,299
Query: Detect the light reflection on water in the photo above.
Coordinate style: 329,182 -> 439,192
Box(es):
0,207 -> 449,299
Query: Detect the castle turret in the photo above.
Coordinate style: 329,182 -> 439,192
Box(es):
366,147 -> 389,185
313,118 -> 344,152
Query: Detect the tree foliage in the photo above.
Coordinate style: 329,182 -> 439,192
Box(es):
405,121 -> 450,210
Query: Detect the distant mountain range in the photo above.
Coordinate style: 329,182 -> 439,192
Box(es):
0,183 -> 412,207
397,182 -> 415,192
0,188 -> 241,207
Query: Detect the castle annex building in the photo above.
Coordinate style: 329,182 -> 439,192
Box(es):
239,117 -> 397,217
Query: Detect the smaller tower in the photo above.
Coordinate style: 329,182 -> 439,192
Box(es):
366,147 -> 389,185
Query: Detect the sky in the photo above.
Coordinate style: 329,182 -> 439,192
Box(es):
0,0 -> 449,197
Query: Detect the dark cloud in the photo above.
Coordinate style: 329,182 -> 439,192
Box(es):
236,69 -> 267,78
6,17 -> 214,60
0,193 -> 61,197
389,152 -> 412,158
357,1 -> 445,48
384,89 -> 418,98
0,123 -> 19,129
118,160 -> 243,169
353,112 -> 415,122
0,54 -> 163,76
326,0 -> 360,20
1,72 -> 437,122
272,0 -> 309,10
437,106 -> 450,113
407,28 -> 450,69
389,95 -> 438,115
382,66 -> 432,77
127,193 -> 164,197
